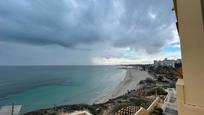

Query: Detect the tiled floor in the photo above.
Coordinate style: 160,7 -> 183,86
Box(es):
162,88 -> 178,115
165,108 -> 178,115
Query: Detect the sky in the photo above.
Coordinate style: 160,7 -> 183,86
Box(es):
0,0 -> 181,65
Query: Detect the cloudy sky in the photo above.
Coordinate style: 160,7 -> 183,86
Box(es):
0,0 -> 181,65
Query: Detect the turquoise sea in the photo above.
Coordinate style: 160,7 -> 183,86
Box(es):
0,66 -> 126,114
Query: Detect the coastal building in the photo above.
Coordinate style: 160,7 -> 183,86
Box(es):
153,58 -> 181,68
173,0 -> 204,115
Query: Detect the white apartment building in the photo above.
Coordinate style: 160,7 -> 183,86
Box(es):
154,58 -> 181,68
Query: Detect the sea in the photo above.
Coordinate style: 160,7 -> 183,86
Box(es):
0,65 -> 126,114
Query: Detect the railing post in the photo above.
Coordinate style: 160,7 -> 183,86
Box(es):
11,103 -> 14,115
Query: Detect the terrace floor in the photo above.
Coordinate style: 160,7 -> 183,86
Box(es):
162,88 -> 178,115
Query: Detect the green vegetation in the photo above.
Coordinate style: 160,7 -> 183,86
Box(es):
139,78 -> 156,85
146,87 -> 168,96
25,95 -> 151,115
150,107 -> 163,115
111,96 -> 150,114
157,76 -> 164,82
148,66 -> 178,88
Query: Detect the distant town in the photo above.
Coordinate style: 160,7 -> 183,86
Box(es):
154,58 -> 181,68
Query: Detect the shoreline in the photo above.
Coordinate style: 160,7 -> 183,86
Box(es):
24,68 -> 156,115
24,65 -> 175,115
95,68 -> 152,104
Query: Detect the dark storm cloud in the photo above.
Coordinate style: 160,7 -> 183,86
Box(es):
0,0 -> 109,48
0,0 -> 176,53
113,0 -> 176,54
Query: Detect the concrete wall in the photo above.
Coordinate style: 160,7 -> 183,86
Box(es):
68,111 -> 92,115
135,97 -> 160,115
175,0 -> 204,114
177,0 -> 204,106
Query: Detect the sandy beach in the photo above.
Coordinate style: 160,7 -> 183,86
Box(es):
95,68 -> 152,103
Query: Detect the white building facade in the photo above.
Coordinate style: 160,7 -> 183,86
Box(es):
154,58 -> 181,68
